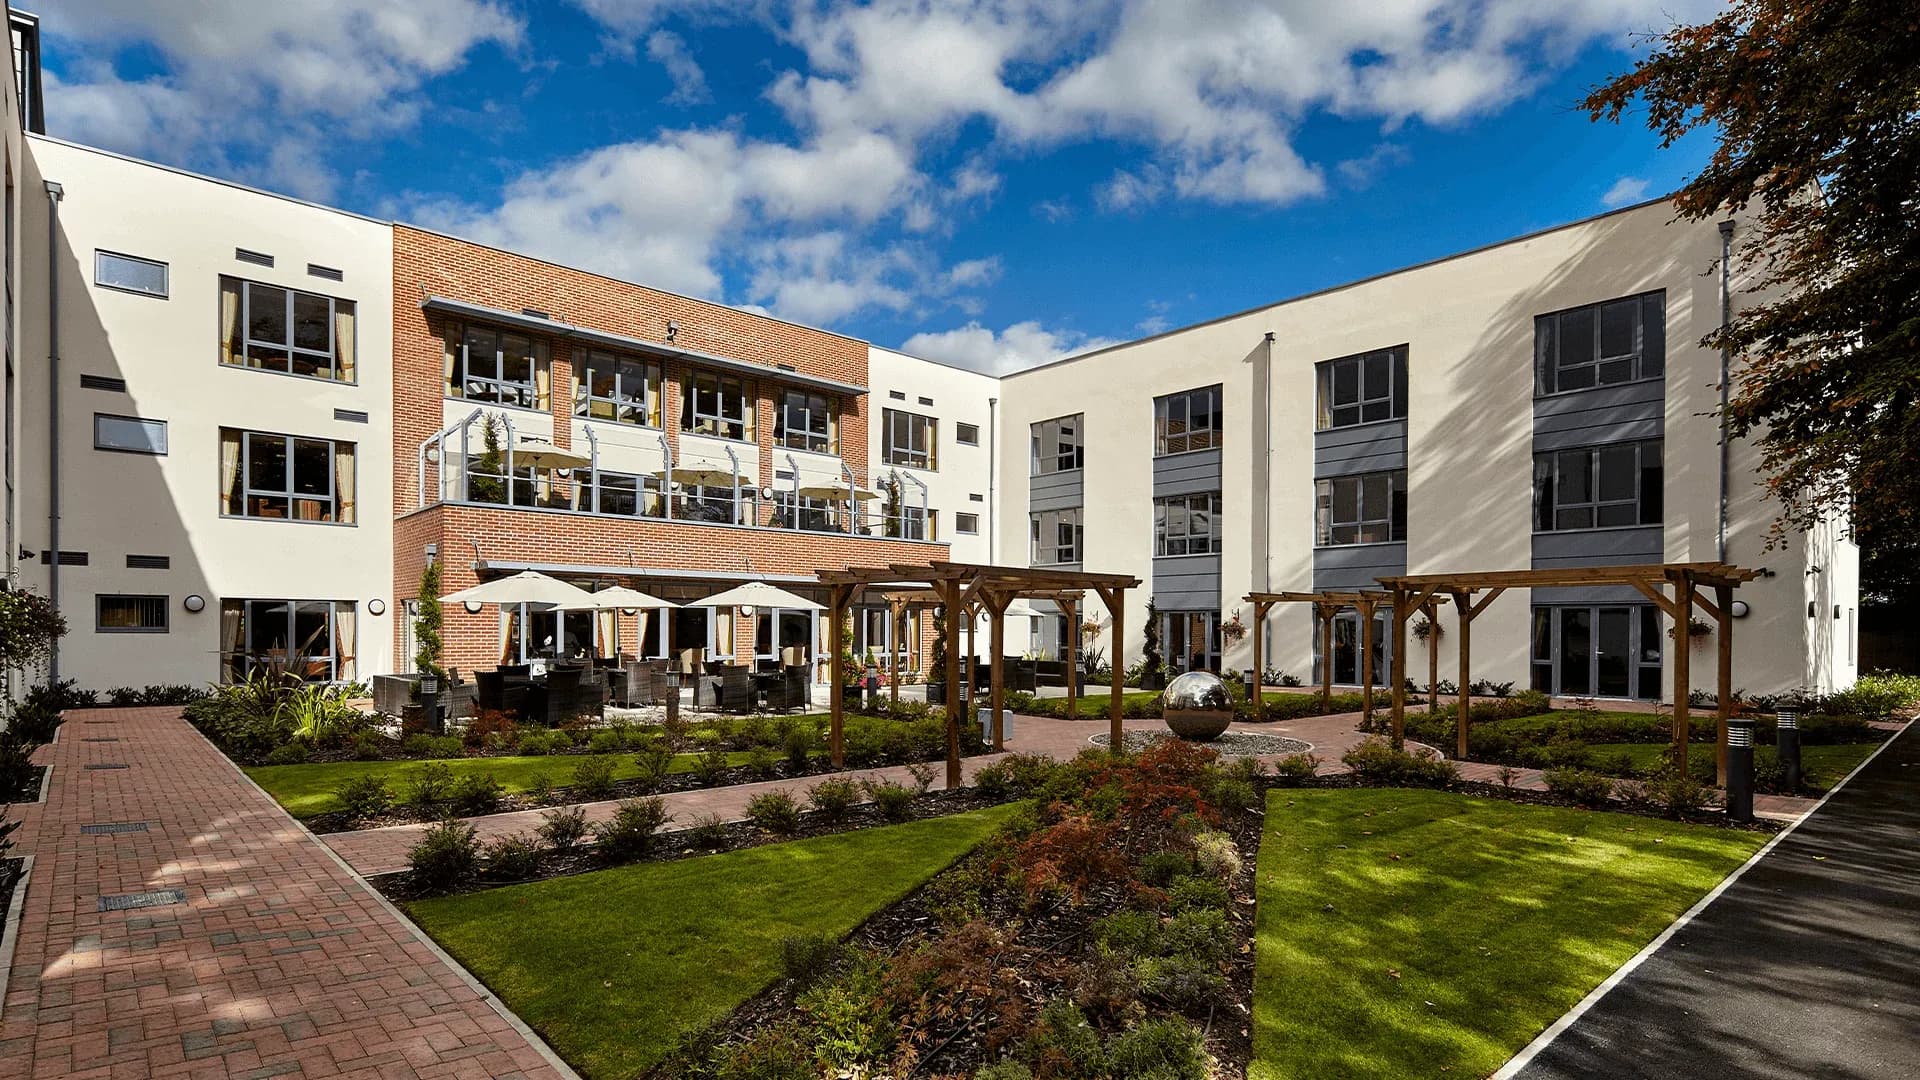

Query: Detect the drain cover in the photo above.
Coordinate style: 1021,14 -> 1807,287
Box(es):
80,822 -> 149,835
84,763 -> 130,770
98,889 -> 185,912
82,737 -> 120,743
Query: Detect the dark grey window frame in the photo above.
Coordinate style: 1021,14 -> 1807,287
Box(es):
1154,385 -> 1223,455
1030,507 -> 1083,565
449,322 -> 548,410
97,594 -> 168,634
93,413 -> 167,455
682,370 -> 755,442
955,422 -> 980,446
774,388 -> 837,454
574,348 -> 661,427
93,250 -> 169,298
1533,439 -> 1663,532
1535,291 -> 1666,396
883,408 -> 938,470
223,276 -> 357,384
1030,414 -> 1083,475
1154,492 -> 1222,556
1316,346 -> 1407,429
955,511 -> 980,534
1315,469 -> 1407,547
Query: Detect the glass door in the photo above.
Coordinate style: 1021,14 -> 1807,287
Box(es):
1321,609 -> 1390,686
1162,610 -> 1221,674
1532,605 -> 1664,700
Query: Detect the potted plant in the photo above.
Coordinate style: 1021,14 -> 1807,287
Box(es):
927,608 -> 947,705
839,625 -> 861,707
1139,598 -> 1165,690
1220,613 -> 1247,647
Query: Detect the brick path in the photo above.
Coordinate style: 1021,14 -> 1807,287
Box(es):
0,706 -> 573,1080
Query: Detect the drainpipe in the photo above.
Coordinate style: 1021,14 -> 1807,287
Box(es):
501,415 -> 518,506
1716,220 -> 1734,563
583,425 -> 600,512
658,433 -> 674,520
725,444 -> 743,524
43,180 -> 62,684
1258,333 -> 1274,592
988,396 -> 997,563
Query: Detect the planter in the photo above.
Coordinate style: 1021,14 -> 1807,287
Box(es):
925,682 -> 946,705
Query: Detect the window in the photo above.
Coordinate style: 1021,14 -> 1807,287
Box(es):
1533,440 -> 1662,531
219,277 -> 356,382
94,413 -> 166,455
220,429 -> 356,523
1030,508 -> 1083,565
446,321 -> 550,409
1155,386 -> 1223,454
956,512 -> 980,534
1031,415 -> 1083,475
774,490 -> 840,532
1317,346 -> 1407,428
956,422 -> 980,446
889,503 -> 935,541
1155,493 -> 1223,556
574,349 -> 661,426
883,409 -> 938,469
1315,470 -> 1406,546
220,598 -> 356,683
97,594 -> 167,633
682,371 -> 756,441
584,470 -> 661,517
94,251 -> 168,298
1536,292 -> 1666,395
775,389 -> 838,453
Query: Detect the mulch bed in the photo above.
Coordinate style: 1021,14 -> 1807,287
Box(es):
0,856 -> 22,926
1,766 -> 46,804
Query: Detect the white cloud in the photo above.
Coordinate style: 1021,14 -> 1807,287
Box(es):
1601,175 -> 1652,208
646,30 -> 712,104
1336,143 -> 1411,189
901,320 -> 1123,375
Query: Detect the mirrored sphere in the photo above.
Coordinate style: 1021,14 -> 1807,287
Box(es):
1162,670 -> 1233,740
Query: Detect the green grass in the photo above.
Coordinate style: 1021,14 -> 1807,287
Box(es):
245,751 -> 752,819
406,803 -> 1021,1079
1252,788 -> 1765,1080
1585,741 -> 1880,790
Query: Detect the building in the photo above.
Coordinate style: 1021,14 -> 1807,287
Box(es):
0,24 -> 1858,699
997,200 -> 1860,698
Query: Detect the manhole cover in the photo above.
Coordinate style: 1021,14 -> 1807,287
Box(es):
84,763 -> 130,770
81,822 -> 149,835
98,889 -> 185,912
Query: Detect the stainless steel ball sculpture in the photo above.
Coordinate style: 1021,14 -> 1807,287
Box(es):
1161,670 -> 1234,741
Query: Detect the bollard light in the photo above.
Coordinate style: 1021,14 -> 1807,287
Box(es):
1726,716 -> 1756,824
1776,707 -> 1802,793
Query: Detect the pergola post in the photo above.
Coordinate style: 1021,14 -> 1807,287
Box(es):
887,599 -> 904,710
1064,595 -> 1080,722
1318,603 -> 1334,713
1714,583 -> 1733,787
1449,589 -> 1473,761
986,590 -> 1010,752
1098,585 -> 1126,751
826,583 -> 857,767
942,581 -> 963,788
1358,597 -> 1376,724
1251,599 -> 1268,722
1672,573 -> 1695,777
1424,600 -> 1441,715
964,604 -> 977,711
1389,587 -> 1409,749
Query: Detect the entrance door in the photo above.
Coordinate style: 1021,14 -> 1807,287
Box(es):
1320,608 -> 1390,686
1162,610 -> 1220,674
672,607 -> 710,668
1532,605 -> 1663,699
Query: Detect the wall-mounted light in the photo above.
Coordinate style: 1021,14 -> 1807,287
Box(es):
620,608 -> 638,616
1730,600 -> 1750,619
465,600 -> 484,614
182,594 -> 206,613
666,320 -> 680,343
1807,602 -> 1817,619
1834,605 -> 1842,620
368,598 -> 386,616
741,605 -> 757,618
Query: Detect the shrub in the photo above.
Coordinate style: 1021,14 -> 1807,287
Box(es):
686,811 -> 729,849
1644,769 -> 1713,817
1135,954 -> 1227,1016
1023,999 -> 1104,1079
401,762 -> 453,813
483,832 -> 544,879
0,735 -> 35,798
1206,775 -> 1258,815
1543,767 -> 1614,807
588,729 -> 627,756
1341,738 -> 1459,788
263,742 -> 308,765
906,760 -> 936,793
524,770 -> 555,805
407,820 -> 480,894
631,740 -> 675,793
783,725 -> 814,771
463,709 -> 517,749
518,729 -> 567,756
863,779 -> 917,823
349,731 -> 385,761
1269,752 -> 1319,787
333,775 -> 391,821
711,1020 -> 813,1080
1825,671 -> 1920,718
1105,1019 -> 1207,1080
1191,830 -> 1244,880
448,772 -> 504,816
1165,875 -> 1230,914
1137,851 -> 1193,888
745,745 -> 780,779
571,754 -> 618,800
978,1061 -> 1035,1080
535,805 -> 589,852
1159,908 -> 1231,963
747,789 -> 804,834
807,777 -> 860,822
594,797 -> 671,862
402,733 -> 463,759
695,745 -> 732,784
1094,910 -> 1160,956
778,932 -> 847,986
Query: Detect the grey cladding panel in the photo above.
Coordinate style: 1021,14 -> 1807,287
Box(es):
1029,469 -> 1083,513
1153,450 -> 1222,497
1532,527 -> 1663,570
1154,554 -> 1221,610
1532,380 -> 1663,451
1312,543 -> 1407,590
1314,420 -> 1406,479
1532,585 -> 1655,605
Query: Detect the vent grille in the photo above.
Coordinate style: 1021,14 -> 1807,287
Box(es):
79,374 -> 127,392
889,390 -> 906,400
235,248 -> 274,267
84,763 -> 130,770
40,550 -> 88,565
970,493 -> 984,502
333,408 -> 369,424
81,822 -> 148,834
918,396 -> 934,406
126,554 -> 170,570
521,307 -> 550,319
81,737 -> 120,743
98,889 -> 185,912
307,263 -> 344,282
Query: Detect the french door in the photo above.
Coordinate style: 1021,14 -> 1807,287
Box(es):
1531,605 -> 1663,700
1315,608 -> 1390,686
1162,610 -> 1221,674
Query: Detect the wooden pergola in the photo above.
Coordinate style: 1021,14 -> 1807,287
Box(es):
1244,590 -> 1452,725
1375,562 -> 1760,782
818,561 -> 1141,787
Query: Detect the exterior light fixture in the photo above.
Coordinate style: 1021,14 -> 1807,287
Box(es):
740,605 -> 757,618
1729,600 -> 1749,619
621,607 -> 638,616
465,600 -> 485,614
182,594 -> 206,613
368,599 -> 386,616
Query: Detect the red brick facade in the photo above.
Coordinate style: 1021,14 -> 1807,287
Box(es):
389,226 -> 948,675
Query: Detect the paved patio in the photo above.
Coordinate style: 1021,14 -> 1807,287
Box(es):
0,706 -> 572,1080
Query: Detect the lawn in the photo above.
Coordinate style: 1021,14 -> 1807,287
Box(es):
1484,709 -> 1666,735
1585,741 -> 1881,790
406,803 -> 1022,1079
1252,788 -> 1766,1079
246,751 -> 751,819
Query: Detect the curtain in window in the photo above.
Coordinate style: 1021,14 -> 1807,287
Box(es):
501,606 -> 522,664
333,605 -> 357,681
219,429 -> 242,513
596,608 -> 616,657
333,442 -> 356,523
443,322 -> 461,393
334,303 -> 356,382
219,278 -> 243,366
534,343 -> 553,410
219,600 -> 245,682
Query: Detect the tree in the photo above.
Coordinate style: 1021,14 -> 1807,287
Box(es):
0,587 -> 66,674
414,560 -> 445,680
1140,597 -> 1164,689
1582,1 -> 1920,572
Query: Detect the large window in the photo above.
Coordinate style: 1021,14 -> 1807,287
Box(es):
220,598 -> 356,683
1315,470 -> 1406,546
1154,386 -> 1222,455
221,429 -> 356,523
1531,605 -> 1663,700
584,470 -> 661,517
1535,292 -> 1666,395
97,594 -> 167,633
1031,507 -> 1083,565
220,277 -> 356,382
883,408 -> 938,469
1031,414 -> 1083,475
1317,346 -> 1407,428
446,322 -> 550,409
774,489 -> 840,532
574,349 -> 660,426
775,390 -> 838,454
682,371 -> 755,441
1533,440 -> 1663,531
1155,492 -> 1222,556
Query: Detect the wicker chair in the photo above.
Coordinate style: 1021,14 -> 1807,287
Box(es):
717,665 -> 756,713
763,666 -> 809,712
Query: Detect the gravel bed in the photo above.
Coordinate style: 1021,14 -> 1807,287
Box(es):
1087,730 -> 1313,756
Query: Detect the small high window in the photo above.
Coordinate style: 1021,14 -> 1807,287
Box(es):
883,409 -> 938,470
1154,386 -> 1222,454
220,277 -> 357,382
1535,292 -> 1666,395
94,251 -> 168,298
1031,415 -> 1083,475
956,422 -> 980,446
93,413 -> 167,455
97,594 -> 168,633
1316,346 -> 1407,429
1315,470 -> 1406,546
1533,440 -> 1663,531
956,512 -> 980,534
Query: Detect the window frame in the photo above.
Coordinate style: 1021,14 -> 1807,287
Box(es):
1030,414 -> 1084,475
1314,469 -> 1407,547
221,276 -> 357,383
774,388 -> 838,454
220,598 -> 355,683
223,428 -> 357,525
955,422 -> 980,446
1154,492 -> 1223,556
1154,386 -> 1224,455
96,594 -> 168,634
447,321 -> 550,411
573,348 -> 661,427
681,370 -> 757,442
1534,291 -> 1666,396
1532,439 -> 1664,532
1315,346 -> 1407,430
1030,507 -> 1084,565
955,511 -> 980,535
883,408 -> 939,470
93,413 -> 167,456
93,250 -> 169,298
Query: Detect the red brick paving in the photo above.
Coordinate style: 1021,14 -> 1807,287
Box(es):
0,706 -> 573,1079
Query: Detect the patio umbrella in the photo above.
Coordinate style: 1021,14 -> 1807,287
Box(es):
690,580 -> 824,612
1002,599 -> 1044,619
554,585 -> 678,612
655,458 -> 741,487
440,570 -> 597,608
795,476 -> 882,501
510,436 -> 592,471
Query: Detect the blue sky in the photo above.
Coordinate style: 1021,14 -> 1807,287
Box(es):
39,1 -> 1716,372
